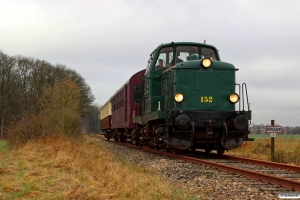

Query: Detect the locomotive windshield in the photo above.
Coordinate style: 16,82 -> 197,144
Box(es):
175,46 -> 218,62
175,46 -> 199,63
153,45 -> 218,71
201,47 -> 217,60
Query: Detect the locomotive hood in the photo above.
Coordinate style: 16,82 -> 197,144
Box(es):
161,60 -> 237,75
174,60 -> 237,71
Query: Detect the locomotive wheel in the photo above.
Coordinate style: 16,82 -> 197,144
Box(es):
132,139 -> 136,145
139,137 -> 144,147
132,138 -> 139,146
190,146 -> 195,152
172,148 -> 180,154
164,145 -> 171,152
217,148 -> 225,155
119,135 -> 123,142
205,148 -> 211,153
120,134 -> 127,143
107,137 -> 110,141
149,139 -> 154,149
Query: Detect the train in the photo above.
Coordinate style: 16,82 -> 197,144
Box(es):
99,42 -> 253,155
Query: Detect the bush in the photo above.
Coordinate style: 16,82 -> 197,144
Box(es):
7,114 -> 60,145
7,79 -> 83,145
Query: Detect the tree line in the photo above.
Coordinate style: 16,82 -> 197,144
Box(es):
0,50 -> 98,141
82,103 -> 101,134
250,123 -> 300,135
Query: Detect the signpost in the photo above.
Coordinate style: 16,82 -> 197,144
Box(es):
266,120 -> 282,161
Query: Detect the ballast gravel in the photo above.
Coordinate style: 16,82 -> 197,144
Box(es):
97,139 -> 290,200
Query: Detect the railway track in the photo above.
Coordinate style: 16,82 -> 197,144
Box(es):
86,133 -> 300,192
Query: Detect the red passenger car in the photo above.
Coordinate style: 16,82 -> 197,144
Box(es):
110,69 -> 145,141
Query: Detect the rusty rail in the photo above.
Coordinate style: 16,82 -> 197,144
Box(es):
219,154 -> 300,173
164,152 -> 300,191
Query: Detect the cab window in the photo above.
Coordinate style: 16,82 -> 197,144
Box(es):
154,47 -> 173,71
145,51 -> 155,74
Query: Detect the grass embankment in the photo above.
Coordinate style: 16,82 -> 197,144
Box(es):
0,137 -> 198,200
228,134 -> 300,165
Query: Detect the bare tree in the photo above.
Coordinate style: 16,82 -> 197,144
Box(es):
63,68 -> 95,117
0,50 -> 95,139
0,51 -> 17,138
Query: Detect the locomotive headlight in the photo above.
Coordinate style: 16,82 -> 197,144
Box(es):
174,93 -> 184,103
228,93 -> 240,103
201,58 -> 212,68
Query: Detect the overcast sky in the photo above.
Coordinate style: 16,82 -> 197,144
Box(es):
1,0 -> 299,126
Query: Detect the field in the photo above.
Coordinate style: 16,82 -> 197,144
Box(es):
228,134 -> 300,165
0,137 -> 199,200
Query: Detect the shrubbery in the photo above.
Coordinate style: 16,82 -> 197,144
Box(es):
7,79 -> 83,145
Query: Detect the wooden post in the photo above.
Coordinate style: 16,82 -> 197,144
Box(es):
271,120 -> 275,161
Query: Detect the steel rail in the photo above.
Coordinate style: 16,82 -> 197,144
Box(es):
219,154 -> 300,173
95,134 -> 300,173
145,148 -> 300,191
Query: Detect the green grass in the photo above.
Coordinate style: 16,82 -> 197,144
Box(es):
0,140 -> 9,152
230,134 -> 300,164
10,183 -> 33,200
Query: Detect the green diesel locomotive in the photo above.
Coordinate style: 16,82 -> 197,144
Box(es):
132,42 -> 253,154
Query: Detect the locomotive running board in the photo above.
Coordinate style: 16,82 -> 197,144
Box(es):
163,138 -> 191,150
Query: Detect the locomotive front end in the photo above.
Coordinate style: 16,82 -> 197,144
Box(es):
162,46 -> 252,153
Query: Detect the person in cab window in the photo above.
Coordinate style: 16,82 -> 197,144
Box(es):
155,59 -> 164,71
175,53 -> 184,63
171,52 -> 183,65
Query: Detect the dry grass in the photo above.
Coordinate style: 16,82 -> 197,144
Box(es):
228,135 -> 300,165
0,137 -> 198,200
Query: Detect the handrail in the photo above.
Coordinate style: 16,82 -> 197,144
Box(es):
236,83 -> 250,112
236,83 -> 241,111
242,83 -> 249,111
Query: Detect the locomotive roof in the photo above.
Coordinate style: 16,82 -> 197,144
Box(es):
151,42 -> 217,55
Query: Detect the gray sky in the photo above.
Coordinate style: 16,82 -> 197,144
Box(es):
1,0 -> 299,126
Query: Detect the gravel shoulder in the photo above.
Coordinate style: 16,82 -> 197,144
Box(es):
97,139 -> 287,200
